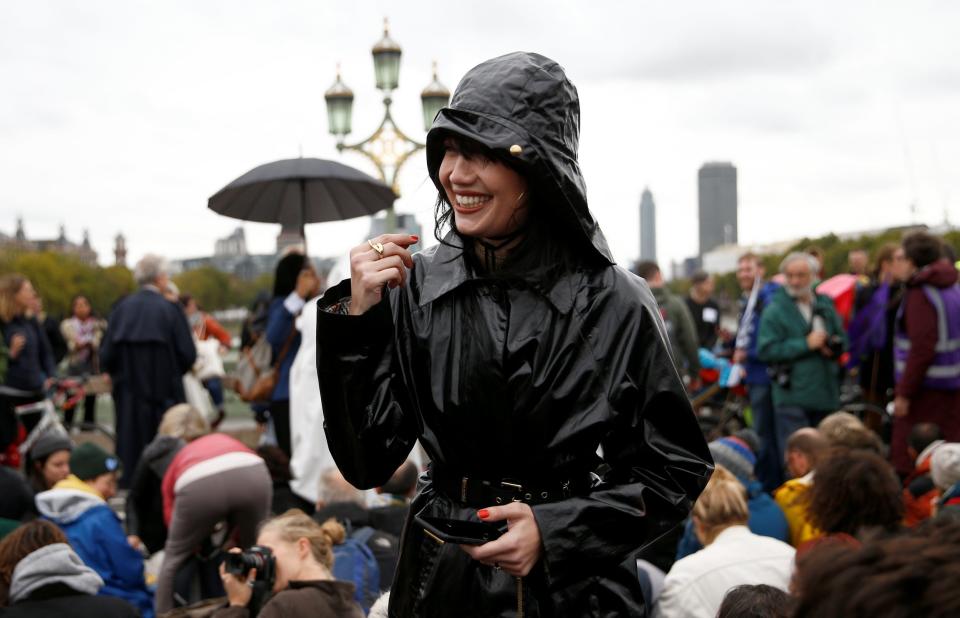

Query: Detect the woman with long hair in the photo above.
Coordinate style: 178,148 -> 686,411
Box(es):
0,275 -> 55,457
264,253 -> 321,457
315,52 -> 712,616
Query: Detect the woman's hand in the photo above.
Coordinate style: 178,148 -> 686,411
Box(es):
219,549 -> 256,608
8,334 -> 25,359
348,234 -> 418,315
460,503 -> 543,577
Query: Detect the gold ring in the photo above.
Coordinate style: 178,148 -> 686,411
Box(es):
367,239 -> 384,258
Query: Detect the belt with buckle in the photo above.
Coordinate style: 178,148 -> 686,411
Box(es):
430,465 -> 592,507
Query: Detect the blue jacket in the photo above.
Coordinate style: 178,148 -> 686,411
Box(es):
736,282 -> 780,386
266,297 -> 302,401
35,477 -> 154,618
675,479 -> 790,560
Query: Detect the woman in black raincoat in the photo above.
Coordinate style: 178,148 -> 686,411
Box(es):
316,52 -> 712,617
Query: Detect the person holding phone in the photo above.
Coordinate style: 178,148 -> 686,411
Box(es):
316,52 -> 713,617
0,274 -> 56,455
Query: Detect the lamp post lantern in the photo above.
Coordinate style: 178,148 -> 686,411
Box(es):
324,19 -> 450,232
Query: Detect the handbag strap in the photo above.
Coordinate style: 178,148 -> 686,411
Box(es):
244,347 -> 262,378
272,325 -> 298,371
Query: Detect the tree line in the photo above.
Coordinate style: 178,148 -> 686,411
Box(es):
0,250 -> 272,319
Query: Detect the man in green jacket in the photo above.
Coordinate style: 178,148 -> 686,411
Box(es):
636,261 -> 701,388
758,252 -> 847,471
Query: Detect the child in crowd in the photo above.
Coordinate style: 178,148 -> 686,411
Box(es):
35,442 -> 154,617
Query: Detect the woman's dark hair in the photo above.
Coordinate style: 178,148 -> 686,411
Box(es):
0,520 -> 69,606
717,584 -> 790,618
792,519 -> 960,617
24,452 -> 51,495
806,448 -> 903,536
903,231 -> 943,269
69,294 -> 93,318
272,253 -> 307,298
432,132 -> 605,281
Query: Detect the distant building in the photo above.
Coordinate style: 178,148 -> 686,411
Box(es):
215,227 -> 247,257
639,188 -> 657,262
276,222 -> 305,256
170,226 -> 335,283
114,234 -> 128,268
698,162 -> 738,256
0,218 -> 98,266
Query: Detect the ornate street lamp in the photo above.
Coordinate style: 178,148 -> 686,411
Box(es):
324,19 -> 450,232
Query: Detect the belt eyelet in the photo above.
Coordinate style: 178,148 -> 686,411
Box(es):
495,497 -> 503,504
524,492 -> 533,501
540,491 -> 548,499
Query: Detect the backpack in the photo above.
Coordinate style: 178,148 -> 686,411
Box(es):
333,526 -> 381,613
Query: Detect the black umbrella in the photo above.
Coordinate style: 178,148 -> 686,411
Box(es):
208,157 -> 396,237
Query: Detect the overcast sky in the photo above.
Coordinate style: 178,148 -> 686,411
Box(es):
2,1 -> 958,273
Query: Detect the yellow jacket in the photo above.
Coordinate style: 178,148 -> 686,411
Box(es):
773,473 -> 821,547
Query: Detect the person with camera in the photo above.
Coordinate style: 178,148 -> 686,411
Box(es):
758,252 -> 847,475
215,509 -> 363,618
154,430 -> 272,614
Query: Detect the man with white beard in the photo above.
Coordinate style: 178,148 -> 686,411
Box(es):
757,253 -> 847,475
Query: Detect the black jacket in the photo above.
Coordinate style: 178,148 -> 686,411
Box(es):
1,583 -> 140,618
1,316 -> 55,392
125,435 -> 184,553
316,52 -> 712,617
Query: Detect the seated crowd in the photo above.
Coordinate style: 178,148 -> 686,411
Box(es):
2,399 -> 960,616
0,403 -> 417,617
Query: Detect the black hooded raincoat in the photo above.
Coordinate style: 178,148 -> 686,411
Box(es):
316,52 -> 712,617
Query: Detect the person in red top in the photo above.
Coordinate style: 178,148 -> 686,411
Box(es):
155,432 -> 271,614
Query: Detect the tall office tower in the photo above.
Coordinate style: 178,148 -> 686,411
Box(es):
698,162 -> 738,255
639,188 -> 657,262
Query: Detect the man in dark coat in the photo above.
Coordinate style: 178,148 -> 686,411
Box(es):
99,255 -> 195,486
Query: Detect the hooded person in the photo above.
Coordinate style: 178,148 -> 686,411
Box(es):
34,442 -> 154,617
675,431 -> 789,559
315,51 -> 713,617
0,520 -> 138,617
931,443 -> 960,521
891,232 -> 960,475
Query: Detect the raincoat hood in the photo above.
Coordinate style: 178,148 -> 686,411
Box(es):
8,543 -> 103,603
35,475 -> 105,524
426,51 -> 614,264
910,258 -> 959,289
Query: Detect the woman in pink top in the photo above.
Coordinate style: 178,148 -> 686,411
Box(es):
155,431 -> 271,614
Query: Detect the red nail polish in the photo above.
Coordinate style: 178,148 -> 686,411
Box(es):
410,235 -> 419,242
478,509 -> 490,519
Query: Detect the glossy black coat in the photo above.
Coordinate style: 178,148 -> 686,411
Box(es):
316,52 -> 712,617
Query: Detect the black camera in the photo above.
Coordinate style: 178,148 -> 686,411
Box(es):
825,335 -> 844,358
768,364 -> 792,389
224,546 -> 276,587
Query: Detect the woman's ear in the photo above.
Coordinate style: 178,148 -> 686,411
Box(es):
298,537 -> 311,558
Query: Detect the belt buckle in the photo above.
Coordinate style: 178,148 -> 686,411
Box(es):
501,479 -> 525,503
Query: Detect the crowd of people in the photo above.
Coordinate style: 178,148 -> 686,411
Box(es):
1,50 -> 960,617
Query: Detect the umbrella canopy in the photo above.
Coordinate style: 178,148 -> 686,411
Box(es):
208,158 -> 396,230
